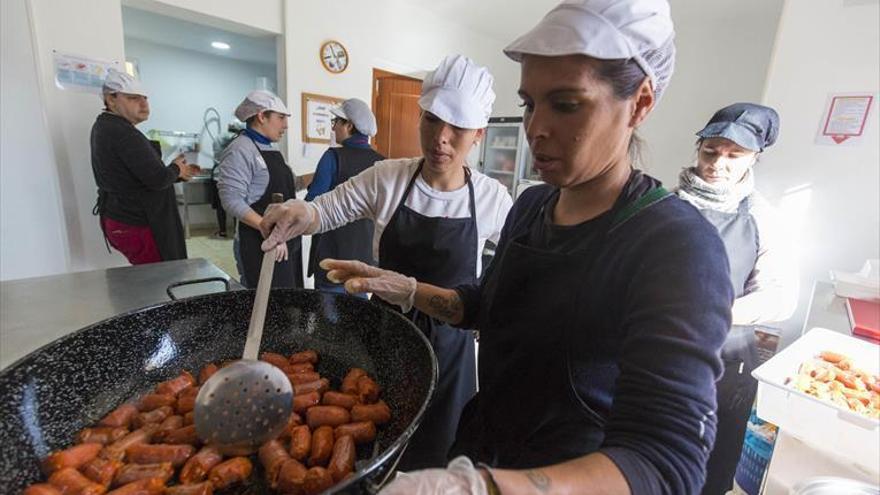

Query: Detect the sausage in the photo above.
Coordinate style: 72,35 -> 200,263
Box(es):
322,391 -> 359,410
137,394 -> 176,412
23,484 -> 63,495
43,442 -> 103,473
292,390 -> 321,414
289,350 -> 319,365
112,462 -> 174,487
132,406 -> 174,429
351,400 -> 391,425
285,362 -> 315,374
341,368 -> 367,395
100,404 -> 139,428
277,458 -> 308,494
288,371 -> 321,385
154,371 -> 196,397
261,352 -> 290,368
198,364 -> 218,385
183,411 -> 195,426
78,427 -> 129,445
176,387 -> 199,413
208,457 -> 253,490
334,421 -> 377,444
289,425 -> 311,461
179,445 -> 223,484
306,405 -> 351,429
100,425 -> 160,461
81,457 -> 123,486
156,415 -> 184,432
163,482 -> 213,495
125,444 -> 195,467
47,467 -> 106,495
308,426 -> 334,467
258,440 -> 291,488
303,466 -> 334,495
153,425 -> 198,445
293,378 -> 329,396
356,375 -> 381,404
105,478 -> 164,495
328,435 -> 356,482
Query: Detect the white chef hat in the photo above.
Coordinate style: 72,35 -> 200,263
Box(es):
102,68 -> 148,97
504,0 -> 676,99
330,98 -> 378,137
418,55 -> 496,129
234,90 -> 291,122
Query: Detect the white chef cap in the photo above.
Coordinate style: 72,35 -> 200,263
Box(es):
504,0 -> 676,99
234,90 -> 291,122
418,55 -> 496,129
102,68 -> 148,97
329,98 -> 378,137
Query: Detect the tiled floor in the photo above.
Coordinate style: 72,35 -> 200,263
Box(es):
185,227 -> 240,282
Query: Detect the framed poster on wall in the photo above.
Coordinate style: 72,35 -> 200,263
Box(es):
301,92 -> 344,144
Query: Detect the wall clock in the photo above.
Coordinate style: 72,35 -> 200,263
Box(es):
320,40 -> 349,74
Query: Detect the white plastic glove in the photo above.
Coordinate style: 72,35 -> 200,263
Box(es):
319,259 -> 417,312
260,199 -> 318,251
380,456 -> 488,495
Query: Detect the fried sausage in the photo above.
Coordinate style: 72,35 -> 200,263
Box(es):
258,440 -> 291,488
321,391 -> 358,410
303,467 -> 334,495
356,375 -> 381,404
289,425 -> 311,462
288,371 -> 321,385
293,378 -> 329,396
261,352 -> 290,369
99,404 -> 139,428
43,442 -> 103,473
183,411 -> 195,426
277,459 -> 308,494
163,482 -> 213,495
334,421 -> 377,445
132,406 -> 174,429
47,467 -> 106,495
351,400 -> 391,425
292,390 -> 321,414
328,435 -> 356,482
179,445 -> 223,484
125,444 -> 195,467
176,394 -> 197,414
112,462 -> 173,487
105,478 -> 164,495
81,457 -> 123,487
289,350 -> 318,365
154,371 -> 195,397
23,484 -> 63,495
285,362 -> 314,374
208,457 -> 253,490
306,405 -> 351,429
153,425 -> 198,445
78,427 -> 129,445
100,425 -> 160,462
341,368 -> 367,395
156,415 -> 183,432
198,364 -> 218,385
308,426 -> 334,467
136,394 -> 176,412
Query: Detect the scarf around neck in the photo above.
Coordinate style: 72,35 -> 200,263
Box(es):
677,167 -> 755,213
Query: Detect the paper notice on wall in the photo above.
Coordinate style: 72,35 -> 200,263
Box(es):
815,93 -> 876,146
53,51 -> 120,94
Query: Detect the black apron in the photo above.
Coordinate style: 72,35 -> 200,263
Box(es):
378,161 -> 478,470
699,196 -> 760,495
308,146 -> 384,289
238,137 -> 303,289
450,187 -> 671,468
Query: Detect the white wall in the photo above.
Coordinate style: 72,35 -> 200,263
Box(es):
758,0 -> 880,343
0,0 -> 69,281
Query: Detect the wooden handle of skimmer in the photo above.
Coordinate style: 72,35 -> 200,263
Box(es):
243,194 -> 284,360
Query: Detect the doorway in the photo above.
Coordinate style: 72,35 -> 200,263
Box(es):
371,69 -> 422,159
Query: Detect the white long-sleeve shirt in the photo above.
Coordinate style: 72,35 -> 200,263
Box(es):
312,157 -> 513,277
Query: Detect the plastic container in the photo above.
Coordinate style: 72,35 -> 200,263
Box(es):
751,328 -> 879,473
791,476 -> 879,495
831,259 -> 880,302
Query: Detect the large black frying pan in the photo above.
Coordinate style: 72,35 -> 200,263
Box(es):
0,288 -> 438,493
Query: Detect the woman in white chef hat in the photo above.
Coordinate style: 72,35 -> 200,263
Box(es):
307,1 -> 734,494
261,55 -> 514,470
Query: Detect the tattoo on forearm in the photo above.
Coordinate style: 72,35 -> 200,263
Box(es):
524,470 -> 551,493
427,294 -> 462,320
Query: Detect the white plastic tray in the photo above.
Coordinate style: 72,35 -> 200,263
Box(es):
752,327 -> 879,473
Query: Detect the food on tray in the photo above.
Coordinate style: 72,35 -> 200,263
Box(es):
24,350 -> 391,494
785,349 -> 880,419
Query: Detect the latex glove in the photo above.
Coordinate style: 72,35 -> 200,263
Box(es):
380,456 -> 488,495
273,242 -> 288,262
319,259 -> 417,313
260,199 -> 317,251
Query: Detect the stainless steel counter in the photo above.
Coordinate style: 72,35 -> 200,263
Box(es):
0,258 -> 243,370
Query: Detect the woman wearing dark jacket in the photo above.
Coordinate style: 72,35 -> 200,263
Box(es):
91,69 -> 198,264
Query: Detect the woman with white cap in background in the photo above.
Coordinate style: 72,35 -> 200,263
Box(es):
261,55 -> 513,469
217,90 -> 302,288
91,68 -> 200,264
309,1 -> 734,493
306,98 -> 385,294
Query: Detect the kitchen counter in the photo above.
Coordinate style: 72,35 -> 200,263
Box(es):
0,258 -> 243,370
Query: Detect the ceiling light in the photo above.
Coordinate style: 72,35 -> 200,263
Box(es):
211,41 -> 231,50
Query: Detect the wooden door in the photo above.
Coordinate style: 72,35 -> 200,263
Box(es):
372,69 -> 422,159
